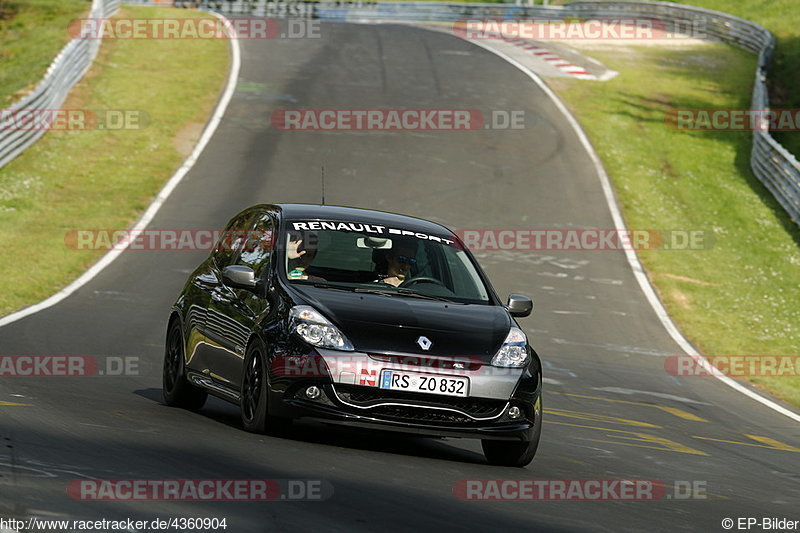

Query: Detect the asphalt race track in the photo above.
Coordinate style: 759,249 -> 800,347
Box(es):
1,20 -> 799,532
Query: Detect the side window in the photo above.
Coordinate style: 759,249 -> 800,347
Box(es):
236,214 -> 275,278
212,213 -> 256,268
444,249 -> 489,301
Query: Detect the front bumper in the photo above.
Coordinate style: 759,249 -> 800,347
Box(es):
267,348 -> 541,441
284,396 -> 538,441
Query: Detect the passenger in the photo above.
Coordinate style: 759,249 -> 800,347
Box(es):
287,233 -> 324,281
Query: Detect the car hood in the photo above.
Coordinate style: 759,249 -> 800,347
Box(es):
289,286 -> 511,360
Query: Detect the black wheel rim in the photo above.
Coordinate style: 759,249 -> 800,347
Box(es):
164,326 -> 181,392
242,352 -> 262,422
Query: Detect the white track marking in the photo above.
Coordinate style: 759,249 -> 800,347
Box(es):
464,39 -> 800,424
591,387 -> 711,405
487,36 -> 598,79
0,12 -> 241,329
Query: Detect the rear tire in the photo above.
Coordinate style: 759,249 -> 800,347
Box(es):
163,319 -> 207,410
240,343 -> 291,434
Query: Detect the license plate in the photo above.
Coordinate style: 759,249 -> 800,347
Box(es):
379,370 -> 469,397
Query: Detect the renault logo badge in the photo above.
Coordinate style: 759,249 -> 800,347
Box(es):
416,336 -> 432,351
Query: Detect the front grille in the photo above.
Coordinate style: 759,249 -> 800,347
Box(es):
369,405 -> 473,424
333,384 -> 507,420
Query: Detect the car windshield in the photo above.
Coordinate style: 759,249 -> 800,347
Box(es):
282,220 -> 491,304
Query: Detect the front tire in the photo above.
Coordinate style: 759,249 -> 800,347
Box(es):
482,439 -> 539,467
241,343 -> 291,434
163,319 -> 207,410
482,406 -> 542,467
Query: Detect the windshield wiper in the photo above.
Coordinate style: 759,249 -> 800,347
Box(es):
309,284 -> 456,303
310,283 -> 359,292
396,289 -> 454,302
353,287 -> 453,302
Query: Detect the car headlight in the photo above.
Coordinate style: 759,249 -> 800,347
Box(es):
491,327 -> 529,367
289,305 -> 354,351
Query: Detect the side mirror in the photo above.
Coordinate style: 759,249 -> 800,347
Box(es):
506,294 -> 533,318
222,265 -> 258,292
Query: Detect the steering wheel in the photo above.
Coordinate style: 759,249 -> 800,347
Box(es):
399,276 -> 446,288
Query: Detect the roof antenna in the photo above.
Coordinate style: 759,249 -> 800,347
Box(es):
321,166 -> 326,205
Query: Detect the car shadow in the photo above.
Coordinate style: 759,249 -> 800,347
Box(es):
135,388 -> 488,465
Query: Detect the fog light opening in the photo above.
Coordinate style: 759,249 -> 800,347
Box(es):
508,406 -> 522,419
305,385 -> 321,400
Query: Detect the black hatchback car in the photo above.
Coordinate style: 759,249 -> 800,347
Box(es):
163,204 -> 542,466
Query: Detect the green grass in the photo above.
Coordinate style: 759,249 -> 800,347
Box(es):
546,0 -> 800,159
550,43 -> 800,408
0,5 -> 228,315
664,0 -> 800,158
0,0 -> 89,106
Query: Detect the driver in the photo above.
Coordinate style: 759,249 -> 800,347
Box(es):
375,241 -> 417,287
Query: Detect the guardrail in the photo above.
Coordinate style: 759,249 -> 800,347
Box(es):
186,0 -> 799,225
0,0 -> 121,170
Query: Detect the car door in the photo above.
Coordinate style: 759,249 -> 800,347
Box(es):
204,211 -> 275,390
181,259 -> 218,371
188,211 -> 256,380
184,212 -> 253,377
